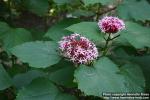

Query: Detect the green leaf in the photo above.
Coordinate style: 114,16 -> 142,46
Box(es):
0,22 -> 32,50
0,64 -> 12,90
11,41 -> 61,68
55,94 -> 77,100
82,0 -> 115,5
7,64 -> 26,77
114,34 -> 130,46
120,63 -> 145,92
48,61 -> 75,87
74,57 -> 126,96
131,55 -> 150,91
45,18 -> 80,41
53,0 -> 75,5
113,48 -> 149,91
0,28 -> 32,50
117,0 -> 150,21
72,10 -> 94,17
13,70 -> 45,89
30,28 -> 45,40
16,78 -> 77,100
23,0 -> 49,16
0,21 -> 10,36
66,22 -> 104,43
112,48 -> 146,91
120,22 -> 150,48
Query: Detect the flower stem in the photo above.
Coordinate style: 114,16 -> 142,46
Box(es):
110,34 -> 120,40
103,33 -> 111,56
102,34 -> 121,56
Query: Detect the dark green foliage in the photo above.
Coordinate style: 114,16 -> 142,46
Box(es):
0,0 -> 150,100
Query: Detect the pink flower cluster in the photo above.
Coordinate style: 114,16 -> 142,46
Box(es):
98,16 -> 125,33
58,34 -> 98,64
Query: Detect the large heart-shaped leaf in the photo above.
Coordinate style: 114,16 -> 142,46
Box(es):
16,78 -> 77,100
23,0 -> 49,16
1,28 -> 32,50
0,64 -> 12,90
45,19 -> 80,41
74,57 -> 145,97
113,48 -> 148,91
0,22 -> 32,50
131,55 -> 150,91
11,41 -> 61,68
72,10 -> 94,17
13,70 -> 45,89
53,0 -> 77,5
120,63 -> 145,92
48,60 -> 76,87
119,22 -> 150,48
82,0 -> 115,5
74,57 -> 126,96
117,0 -> 150,21
0,21 -> 10,35
66,22 -> 104,43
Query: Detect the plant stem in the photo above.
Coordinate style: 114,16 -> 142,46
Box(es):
102,34 -> 121,56
103,33 -> 111,56
110,34 -> 120,40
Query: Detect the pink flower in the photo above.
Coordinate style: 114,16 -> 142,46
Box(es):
98,16 -> 125,33
58,34 -> 98,65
